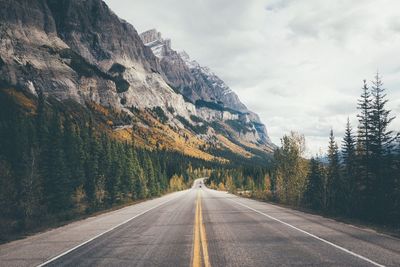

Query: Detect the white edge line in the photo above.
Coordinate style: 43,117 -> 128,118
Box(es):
228,197 -> 386,267
36,193 -> 182,267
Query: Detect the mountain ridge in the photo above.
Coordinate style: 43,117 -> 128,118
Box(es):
0,0 -> 275,161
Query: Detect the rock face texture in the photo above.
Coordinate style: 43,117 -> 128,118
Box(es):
140,29 -> 273,147
140,29 -> 248,112
0,0 -> 275,158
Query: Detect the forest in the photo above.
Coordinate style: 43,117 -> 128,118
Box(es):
0,87 -> 269,242
0,89 -> 218,241
207,74 -> 400,226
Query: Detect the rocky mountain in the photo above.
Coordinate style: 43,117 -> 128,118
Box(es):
0,0 -> 275,162
140,29 -> 273,147
140,29 -> 248,112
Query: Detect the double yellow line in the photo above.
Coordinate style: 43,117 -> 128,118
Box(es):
192,190 -> 211,267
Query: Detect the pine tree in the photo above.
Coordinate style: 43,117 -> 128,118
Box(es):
356,79 -> 373,217
84,119 -> 100,207
341,118 -> 357,214
36,89 -> 48,144
45,112 -> 69,213
144,153 -> 156,196
370,73 -> 395,158
305,157 -> 326,211
131,149 -> 146,199
357,79 -> 373,164
369,73 -> 396,221
0,159 -> 17,221
106,141 -> 122,204
327,129 -> 341,213
64,118 -> 85,191
120,143 -> 134,198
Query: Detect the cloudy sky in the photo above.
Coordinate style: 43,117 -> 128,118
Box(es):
105,0 -> 400,156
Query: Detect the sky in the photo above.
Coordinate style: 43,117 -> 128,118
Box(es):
105,0 -> 400,156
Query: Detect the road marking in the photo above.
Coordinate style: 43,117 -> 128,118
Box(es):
193,191 -> 201,267
228,198 -> 386,267
199,190 -> 211,267
192,189 -> 211,267
36,192 -> 184,267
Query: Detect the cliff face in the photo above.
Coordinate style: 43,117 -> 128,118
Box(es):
140,29 -> 248,110
140,29 -> 273,146
0,0 -> 275,161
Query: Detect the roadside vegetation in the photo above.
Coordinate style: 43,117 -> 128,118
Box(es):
206,73 -> 400,228
0,89 -> 209,242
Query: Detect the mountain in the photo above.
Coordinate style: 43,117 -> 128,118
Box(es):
140,29 -> 247,112
0,0 -> 275,162
139,29 -> 272,146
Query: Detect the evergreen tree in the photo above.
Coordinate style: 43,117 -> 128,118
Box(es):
144,153 -> 157,196
131,150 -> 147,199
370,73 -> 395,157
305,157 -> 326,211
341,118 -> 357,214
120,143 -> 134,198
327,129 -> 341,213
357,79 -> 373,166
0,159 -> 17,221
84,119 -> 100,207
45,112 -> 69,213
36,89 -> 48,144
356,79 -> 373,217
64,118 -> 85,191
106,141 -> 122,203
369,73 -> 396,220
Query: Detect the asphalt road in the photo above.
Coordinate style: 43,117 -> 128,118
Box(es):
1,179 -> 399,267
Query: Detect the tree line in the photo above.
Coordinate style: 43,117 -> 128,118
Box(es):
207,73 -> 400,225
0,89 -> 210,241
306,74 -> 399,223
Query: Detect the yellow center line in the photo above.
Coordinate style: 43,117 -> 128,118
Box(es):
193,191 -> 201,267
192,189 -> 211,267
199,190 -> 211,267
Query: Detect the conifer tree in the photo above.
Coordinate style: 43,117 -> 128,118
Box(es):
107,141 -> 122,203
341,118 -> 357,214
327,129 -> 341,213
369,73 -> 396,220
357,79 -> 373,167
45,112 -> 69,213
64,118 -> 85,191
131,149 -> 146,199
305,157 -> 326,211
144,153 -> 156,196
370,73 -> 395,158
85,119 -> 100,207
356,79 -> 373,217
121,143 -> 134,197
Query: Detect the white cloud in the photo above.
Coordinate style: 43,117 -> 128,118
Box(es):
104,0 -> 400,154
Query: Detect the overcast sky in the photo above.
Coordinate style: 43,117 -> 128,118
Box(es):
105,0 -> 400,156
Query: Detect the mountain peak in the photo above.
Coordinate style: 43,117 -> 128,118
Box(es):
140,29 -> 249,112
140,29 -> 274,147
140,29 -> 172,58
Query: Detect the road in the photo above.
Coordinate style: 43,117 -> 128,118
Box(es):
1,178 -> 399,267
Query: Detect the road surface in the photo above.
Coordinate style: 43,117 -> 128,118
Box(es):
0,179 -> 399,267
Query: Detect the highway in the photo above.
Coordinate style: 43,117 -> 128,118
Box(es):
0,179 -> 399,267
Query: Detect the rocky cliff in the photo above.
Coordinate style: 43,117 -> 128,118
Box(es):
0,0 -> 275,161
140,29 -> 273,147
